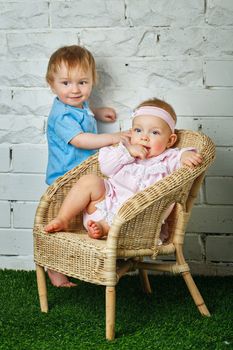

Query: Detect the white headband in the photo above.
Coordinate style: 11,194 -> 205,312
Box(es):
132,106 -> 176,132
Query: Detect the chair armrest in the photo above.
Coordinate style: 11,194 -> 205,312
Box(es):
34,153 -> 100,226
46,153 -> 100,199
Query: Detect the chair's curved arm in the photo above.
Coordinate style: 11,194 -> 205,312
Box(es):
34,153 -> 100,226
45,153 -> 100,198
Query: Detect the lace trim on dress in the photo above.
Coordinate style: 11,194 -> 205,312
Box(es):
95,200 -> 115,226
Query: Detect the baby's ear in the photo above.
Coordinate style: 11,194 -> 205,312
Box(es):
167,133 -> 177,148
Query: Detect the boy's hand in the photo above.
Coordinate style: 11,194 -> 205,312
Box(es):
111,130 -> 131,145
94,107 -> 116,122
181,151 -> 203,168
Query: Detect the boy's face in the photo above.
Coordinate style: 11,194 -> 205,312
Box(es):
131,115 -> 177,158
50,62 -> 93,108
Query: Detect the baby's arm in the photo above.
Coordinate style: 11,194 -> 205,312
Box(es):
99,143 -> 135,176
70,131 -> 130,150
92,107 -> 116,123
180,150 -> 203,168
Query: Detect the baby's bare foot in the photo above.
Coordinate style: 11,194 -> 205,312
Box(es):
44,217 -> 68,233
87,220 -> 105,239
47,270 -> 76,287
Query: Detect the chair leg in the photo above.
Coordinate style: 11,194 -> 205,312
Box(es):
36,264 -> 48,313
139,269 -> 152,294
181,271 -> 210,316
175,244 -> 210,316
106,286 -> 116,340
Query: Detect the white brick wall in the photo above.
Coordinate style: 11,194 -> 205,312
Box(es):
0,0 -> 232,274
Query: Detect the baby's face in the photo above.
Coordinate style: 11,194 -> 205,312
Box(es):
50,62 -> 93,108
131,115 -> 176,158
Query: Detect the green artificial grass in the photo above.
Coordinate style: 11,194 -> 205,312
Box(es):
0,270 -> 232,350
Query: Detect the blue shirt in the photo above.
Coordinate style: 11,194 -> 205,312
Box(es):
46,98 -> 98,185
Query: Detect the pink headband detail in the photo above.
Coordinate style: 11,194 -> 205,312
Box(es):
132,106 -> 176,132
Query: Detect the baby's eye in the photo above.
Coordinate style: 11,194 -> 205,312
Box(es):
62,81 -> 69,86
134,128 -> 141,133
152,130 -> 159,135
80,81 -> 87,85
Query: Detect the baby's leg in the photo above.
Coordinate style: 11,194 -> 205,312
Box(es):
45,174 -> 106,233
44,217 -> 68,233
87,220 -> 110,239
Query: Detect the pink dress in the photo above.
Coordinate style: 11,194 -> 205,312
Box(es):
83,143 -> 193,230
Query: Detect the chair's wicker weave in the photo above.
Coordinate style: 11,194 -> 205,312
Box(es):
33,129 -> 215,340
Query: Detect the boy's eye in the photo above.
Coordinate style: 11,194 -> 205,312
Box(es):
134,128 -> 141,133
80,81 -> 87,85
62,81 -> 69,86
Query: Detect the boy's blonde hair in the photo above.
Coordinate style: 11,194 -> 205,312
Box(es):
46,45 -> 97,85
136,97 -> 177,123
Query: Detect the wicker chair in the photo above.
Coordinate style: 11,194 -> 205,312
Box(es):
33,129 -> 215,340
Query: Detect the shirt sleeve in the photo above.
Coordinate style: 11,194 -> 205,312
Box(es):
99,143 -> 135,177
54,111 -> 84,144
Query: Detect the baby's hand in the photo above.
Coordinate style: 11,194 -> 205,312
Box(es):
181,151 -> 203,168
126,144 -> 148,160
95,107 -> 116,122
